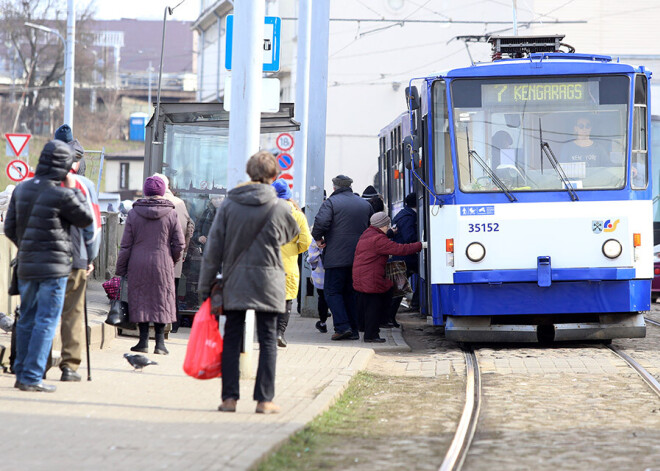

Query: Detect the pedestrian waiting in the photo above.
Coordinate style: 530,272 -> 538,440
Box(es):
4,140 -> 93,392
115,176 -> 185,355
44,127 -> 102,382
307,239 -> 330,333
353,212 -> 425,343
312,175 -> 373,341
271,179 -> 312,348
198,150 -> 299,414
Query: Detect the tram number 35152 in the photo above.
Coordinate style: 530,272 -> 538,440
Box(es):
468,223 -> 500,233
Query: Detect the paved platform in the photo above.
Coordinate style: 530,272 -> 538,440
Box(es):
0,281 -> 406,470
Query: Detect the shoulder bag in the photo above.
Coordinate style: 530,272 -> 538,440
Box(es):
210,199 -> 276,315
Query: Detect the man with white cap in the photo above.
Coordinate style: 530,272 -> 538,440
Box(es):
312,175 -> 373,340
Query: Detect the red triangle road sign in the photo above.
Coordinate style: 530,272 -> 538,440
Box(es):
5,133 -> 31,157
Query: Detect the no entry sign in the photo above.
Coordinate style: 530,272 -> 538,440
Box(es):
276,133 -> 294,152
6,159 -> 29,182
277,153 -> 293,171
280,172 -> 294,189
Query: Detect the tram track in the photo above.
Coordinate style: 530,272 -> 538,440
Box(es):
439,348 -> 481,471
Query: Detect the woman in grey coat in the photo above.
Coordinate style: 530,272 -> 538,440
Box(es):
116,176 -> 185,355
199,151 -> 299,414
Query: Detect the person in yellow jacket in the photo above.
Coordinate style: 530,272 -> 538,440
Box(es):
272,179 -> 312,347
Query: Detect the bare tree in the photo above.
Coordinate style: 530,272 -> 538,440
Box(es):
0,0 -> 96,132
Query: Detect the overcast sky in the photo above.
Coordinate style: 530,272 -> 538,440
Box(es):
91,0 -> 199,21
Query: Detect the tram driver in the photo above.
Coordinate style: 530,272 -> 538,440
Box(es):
559,115 -> 609,168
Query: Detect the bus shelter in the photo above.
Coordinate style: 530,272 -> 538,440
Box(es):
143,102 -> 300,315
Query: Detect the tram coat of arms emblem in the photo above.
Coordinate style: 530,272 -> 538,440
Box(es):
592,220 -> 603,234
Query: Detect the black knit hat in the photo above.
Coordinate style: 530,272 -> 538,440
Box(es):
54,124 -> 73,143
362,185 -> 378,199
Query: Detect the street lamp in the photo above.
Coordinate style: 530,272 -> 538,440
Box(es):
152,0 -> 187,156
24,1 -> 75,126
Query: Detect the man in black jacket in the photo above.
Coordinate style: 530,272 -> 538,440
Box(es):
4,140 -> 94,392
312,175 -> 373,340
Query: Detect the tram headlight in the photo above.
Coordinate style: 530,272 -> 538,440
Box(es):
602,239 -> 623,259
466,242 -> 486,262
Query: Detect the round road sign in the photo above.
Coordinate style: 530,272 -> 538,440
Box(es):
279,172 -> 294,189
276,133 -> 294,152
277,153 -> 294,171
6,159 -> 29,182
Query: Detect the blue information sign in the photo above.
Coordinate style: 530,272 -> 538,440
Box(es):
225,15 -> 281,72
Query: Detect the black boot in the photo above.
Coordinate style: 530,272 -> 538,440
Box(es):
131,322 -> 149,353
154,323 -> 168,355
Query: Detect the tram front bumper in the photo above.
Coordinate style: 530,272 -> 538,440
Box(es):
445,313 -> 646,343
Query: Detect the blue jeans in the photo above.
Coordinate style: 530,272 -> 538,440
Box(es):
15,277 -> 68,385
324,267 -> 357,333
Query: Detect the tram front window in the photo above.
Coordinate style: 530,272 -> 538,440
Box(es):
447,75 -> 630,192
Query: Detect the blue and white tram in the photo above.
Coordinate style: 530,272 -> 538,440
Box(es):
378,36 -> 653,342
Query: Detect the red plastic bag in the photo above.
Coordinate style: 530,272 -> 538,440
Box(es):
183,298 -> 223,379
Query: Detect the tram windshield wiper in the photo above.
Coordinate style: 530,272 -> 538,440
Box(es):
538,118 -> 579,201
466,129 -> 517,202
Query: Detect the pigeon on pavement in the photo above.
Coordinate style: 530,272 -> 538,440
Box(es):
124,353 -> 158,371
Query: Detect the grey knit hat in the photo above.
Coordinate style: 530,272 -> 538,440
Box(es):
332,174 -> 353,188
370,211 -> 391,228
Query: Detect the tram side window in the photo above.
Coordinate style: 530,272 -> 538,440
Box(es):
632,75 -> 648,190
432,80 -> 453,194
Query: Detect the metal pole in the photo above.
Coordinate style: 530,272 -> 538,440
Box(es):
148,60 -> 152,106
64,0 -> 76,127
227,0 -> 264,188
293,0 -> 312,206
227,0 -> 265,378
512,0 -> 518,36
152,6 -> 170,156
83,291 -> 91,381
300,0 -> 330,318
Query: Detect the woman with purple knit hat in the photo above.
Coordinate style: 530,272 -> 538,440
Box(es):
116,176 -> 185,354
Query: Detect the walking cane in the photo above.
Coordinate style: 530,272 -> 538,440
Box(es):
83,291 -> 92,381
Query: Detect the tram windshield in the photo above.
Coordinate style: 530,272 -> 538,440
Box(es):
447,75 -> 630,193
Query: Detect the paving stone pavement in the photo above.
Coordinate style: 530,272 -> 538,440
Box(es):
0,282 -> 415,471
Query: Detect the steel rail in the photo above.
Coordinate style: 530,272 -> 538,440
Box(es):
644,317 -> 660,328
608,345 -> 660,398
439,348 -> 481,471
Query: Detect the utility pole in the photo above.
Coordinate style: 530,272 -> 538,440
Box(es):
300,0 -> 330,317
227,0 -> 265,377
293,0 -> 312,206
148,60 -> 153,106
64,0 -> 76,127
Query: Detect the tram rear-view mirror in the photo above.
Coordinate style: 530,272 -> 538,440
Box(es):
405,86 -> 420,110
403,135 -> 419,170
505,114 -> 521,128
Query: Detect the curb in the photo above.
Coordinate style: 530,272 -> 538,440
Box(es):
237,348 -> 374,470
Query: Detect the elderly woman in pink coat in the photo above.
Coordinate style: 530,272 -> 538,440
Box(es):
116,176 -> 185,354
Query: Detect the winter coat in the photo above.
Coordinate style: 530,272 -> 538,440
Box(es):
353,226 -> 422,294
307,239 -> 325,290
4,141 -> 93,280
193,200 -> 216,244
391,206 -> 419,271
198,183 -> 299,313
115,197 -> 185,324
69,174 -> 102,270
163,190 -> 195,278
311,187 -> 373,269
281,200 -> 312,300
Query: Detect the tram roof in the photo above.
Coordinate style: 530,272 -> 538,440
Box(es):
429,53 -> 648,80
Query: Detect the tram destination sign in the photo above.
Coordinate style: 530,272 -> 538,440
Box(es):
482,81 -> 598,106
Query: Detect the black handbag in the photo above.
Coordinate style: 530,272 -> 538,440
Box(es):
8,257 -> 19,296
105,277 -> 136,329
105,299 -> 135,330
